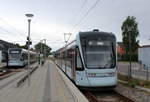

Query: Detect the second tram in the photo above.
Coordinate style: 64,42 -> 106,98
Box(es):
8,48 -> 38,67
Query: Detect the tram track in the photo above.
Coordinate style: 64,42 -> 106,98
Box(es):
0,72 -> 26,89
0,66 -> 26,80
0,65 -> 38,90
0,69 -> 13,79
83,90 -> 135,102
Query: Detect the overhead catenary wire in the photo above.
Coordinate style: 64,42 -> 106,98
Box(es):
63,0 -> 88,44
0,17 -> 26,40
67,0 -> 101,43
0,26 -> 12,34
71,0 -> 88,22
14,39 -> 64,44
0,26 -> 25,41
80,0 -> 88,10
0,18 -> 26,36
73,0 -> 100,29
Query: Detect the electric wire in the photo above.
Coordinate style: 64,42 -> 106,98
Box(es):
80,0 -> 88,11
63,0 -> 88,44
67,0 -> 101,43
74,0 -> 100,27
71,0 -> 88,22
0,17 -> 26,40
0,18 -> 26,36
0,26 -> 25,41
0,26 -> 12,34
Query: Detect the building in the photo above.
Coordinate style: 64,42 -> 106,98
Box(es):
138,45 -> 150,69
117,42 -> 125,60
0,39 -> 16,62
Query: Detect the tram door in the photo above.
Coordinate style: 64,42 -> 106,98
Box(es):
71,49 -> 76,81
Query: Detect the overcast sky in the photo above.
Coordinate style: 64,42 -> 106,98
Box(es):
0,0 -> 150,51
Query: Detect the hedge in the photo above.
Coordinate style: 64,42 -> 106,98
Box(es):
118,54 -> 138,62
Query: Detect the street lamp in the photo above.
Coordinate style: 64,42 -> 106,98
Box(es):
25,13 -> 34,86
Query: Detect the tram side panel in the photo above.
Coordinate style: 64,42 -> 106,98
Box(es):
55,48 -> 76,81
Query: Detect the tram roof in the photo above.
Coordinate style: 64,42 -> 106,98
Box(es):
8,48 -> 37,54
79,31 -> 116,38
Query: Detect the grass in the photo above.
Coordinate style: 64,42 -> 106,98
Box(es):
118,61 -> 138,63
118,73 -> 150,88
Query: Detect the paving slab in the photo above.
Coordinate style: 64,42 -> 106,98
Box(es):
0,61 -> 88,102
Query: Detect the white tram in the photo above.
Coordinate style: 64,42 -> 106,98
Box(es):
8,48 -> 38,67
54,29 -> 117,89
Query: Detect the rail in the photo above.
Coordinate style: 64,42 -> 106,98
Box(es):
83,91 -> 99,102
82,90 -> 135,102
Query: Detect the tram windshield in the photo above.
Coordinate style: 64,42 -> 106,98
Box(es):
81,35 -> 116,69
9,49 -> 21,60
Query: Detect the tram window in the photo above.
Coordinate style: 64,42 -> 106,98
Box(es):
66,49 -> 73,68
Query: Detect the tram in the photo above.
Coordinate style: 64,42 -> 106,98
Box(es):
54,29 -> 117,89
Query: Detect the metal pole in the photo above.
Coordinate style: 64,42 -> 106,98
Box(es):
44,39 -> 46,61
129,27 -> 132,78
27,19 -> 31,86
64,33 -> 71,73
65,41 -> 67,72
146,66 -> 149,81
63,33 -> 66,73
129,31 -> 131,78
45,39 -> 46,61
40,40 -> 42,66
25,13 -> 33,86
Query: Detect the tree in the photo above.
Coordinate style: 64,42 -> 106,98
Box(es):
15,43 -> 28,49
34,42 -> 52,57
15,43 -> 21,48
121,16 -> 139,54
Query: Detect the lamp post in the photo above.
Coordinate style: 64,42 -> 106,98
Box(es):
25,13 -> 34,86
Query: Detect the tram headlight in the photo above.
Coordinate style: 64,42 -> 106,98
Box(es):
88,73 -> 96,77
107,72 -> 116,77
87,72 -> 116,77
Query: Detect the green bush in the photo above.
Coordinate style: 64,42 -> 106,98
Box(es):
118,54 -> 138,61
128,80 -> 139,88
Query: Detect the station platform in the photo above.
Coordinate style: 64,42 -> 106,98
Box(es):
0,61 -> 88,102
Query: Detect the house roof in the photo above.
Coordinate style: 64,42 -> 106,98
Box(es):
139,45 -> 150,48
117,42 -> 124,46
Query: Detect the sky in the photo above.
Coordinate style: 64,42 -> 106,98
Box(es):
0,0 -> 150,51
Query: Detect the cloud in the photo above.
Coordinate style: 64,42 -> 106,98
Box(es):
0,0 -> 150,50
